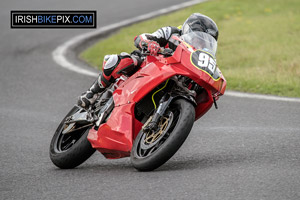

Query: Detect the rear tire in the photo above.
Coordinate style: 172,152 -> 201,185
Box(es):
131,99 -> 195,171
50,106 -> 96,169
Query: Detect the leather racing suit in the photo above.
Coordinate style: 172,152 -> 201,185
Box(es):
78,26 -> 181,108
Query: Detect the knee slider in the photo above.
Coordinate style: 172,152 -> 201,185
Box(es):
103,54 -> 119,77
103,54 -> 119,70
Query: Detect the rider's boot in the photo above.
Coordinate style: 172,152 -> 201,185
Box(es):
77,78 -> 105,109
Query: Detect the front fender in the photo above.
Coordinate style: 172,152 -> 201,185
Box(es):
169,93 -> 197,107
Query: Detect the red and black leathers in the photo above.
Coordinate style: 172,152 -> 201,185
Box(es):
78,26 -> 182,109
99,26 -> 182,87
134,26 -> 181,52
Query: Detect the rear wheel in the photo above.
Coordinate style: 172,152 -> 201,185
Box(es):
50,106 -> 96,169
131,99 -> 195,171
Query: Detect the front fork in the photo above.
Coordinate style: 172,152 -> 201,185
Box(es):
143,91 -> 197,132
143,93 -> 173,131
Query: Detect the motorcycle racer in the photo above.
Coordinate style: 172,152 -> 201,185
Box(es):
77,13 -> 219,109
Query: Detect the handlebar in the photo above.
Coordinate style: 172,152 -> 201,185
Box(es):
141,47 -> 174,57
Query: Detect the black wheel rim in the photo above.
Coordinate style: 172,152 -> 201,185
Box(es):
135,108 -> 180,158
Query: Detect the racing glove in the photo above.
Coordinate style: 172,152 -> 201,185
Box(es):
147,41 -> 161,56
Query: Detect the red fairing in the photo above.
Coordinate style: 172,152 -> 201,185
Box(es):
88,37 -> 226,159
88,103 -> 143,159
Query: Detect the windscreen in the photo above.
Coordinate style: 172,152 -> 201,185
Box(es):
181,31 -> 217,56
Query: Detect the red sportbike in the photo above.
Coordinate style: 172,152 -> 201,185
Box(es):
50,31 -> 226,171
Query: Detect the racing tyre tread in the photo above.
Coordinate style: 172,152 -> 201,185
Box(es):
131,99 -> 195,171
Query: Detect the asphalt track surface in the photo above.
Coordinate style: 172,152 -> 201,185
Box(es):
1,1 -> 300,200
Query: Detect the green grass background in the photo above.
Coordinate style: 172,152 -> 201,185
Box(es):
80,0 -> 300,97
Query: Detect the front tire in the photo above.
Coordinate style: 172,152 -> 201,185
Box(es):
50,106 -> 96,169
131,99 -> 195,171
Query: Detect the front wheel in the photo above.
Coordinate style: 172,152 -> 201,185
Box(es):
131,99 -> 195,171
50,106 -> 96,169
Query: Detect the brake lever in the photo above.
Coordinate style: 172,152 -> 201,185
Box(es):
141,48 -> 173,57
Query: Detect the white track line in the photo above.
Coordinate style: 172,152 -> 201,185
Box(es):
52,0 -> 207,77
52,0 -> 300,103
225,91 -> 300,103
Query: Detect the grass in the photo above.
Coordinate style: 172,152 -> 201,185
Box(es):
80,0 -> 300,97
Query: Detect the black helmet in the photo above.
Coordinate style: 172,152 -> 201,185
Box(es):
182,13 -> 219,41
